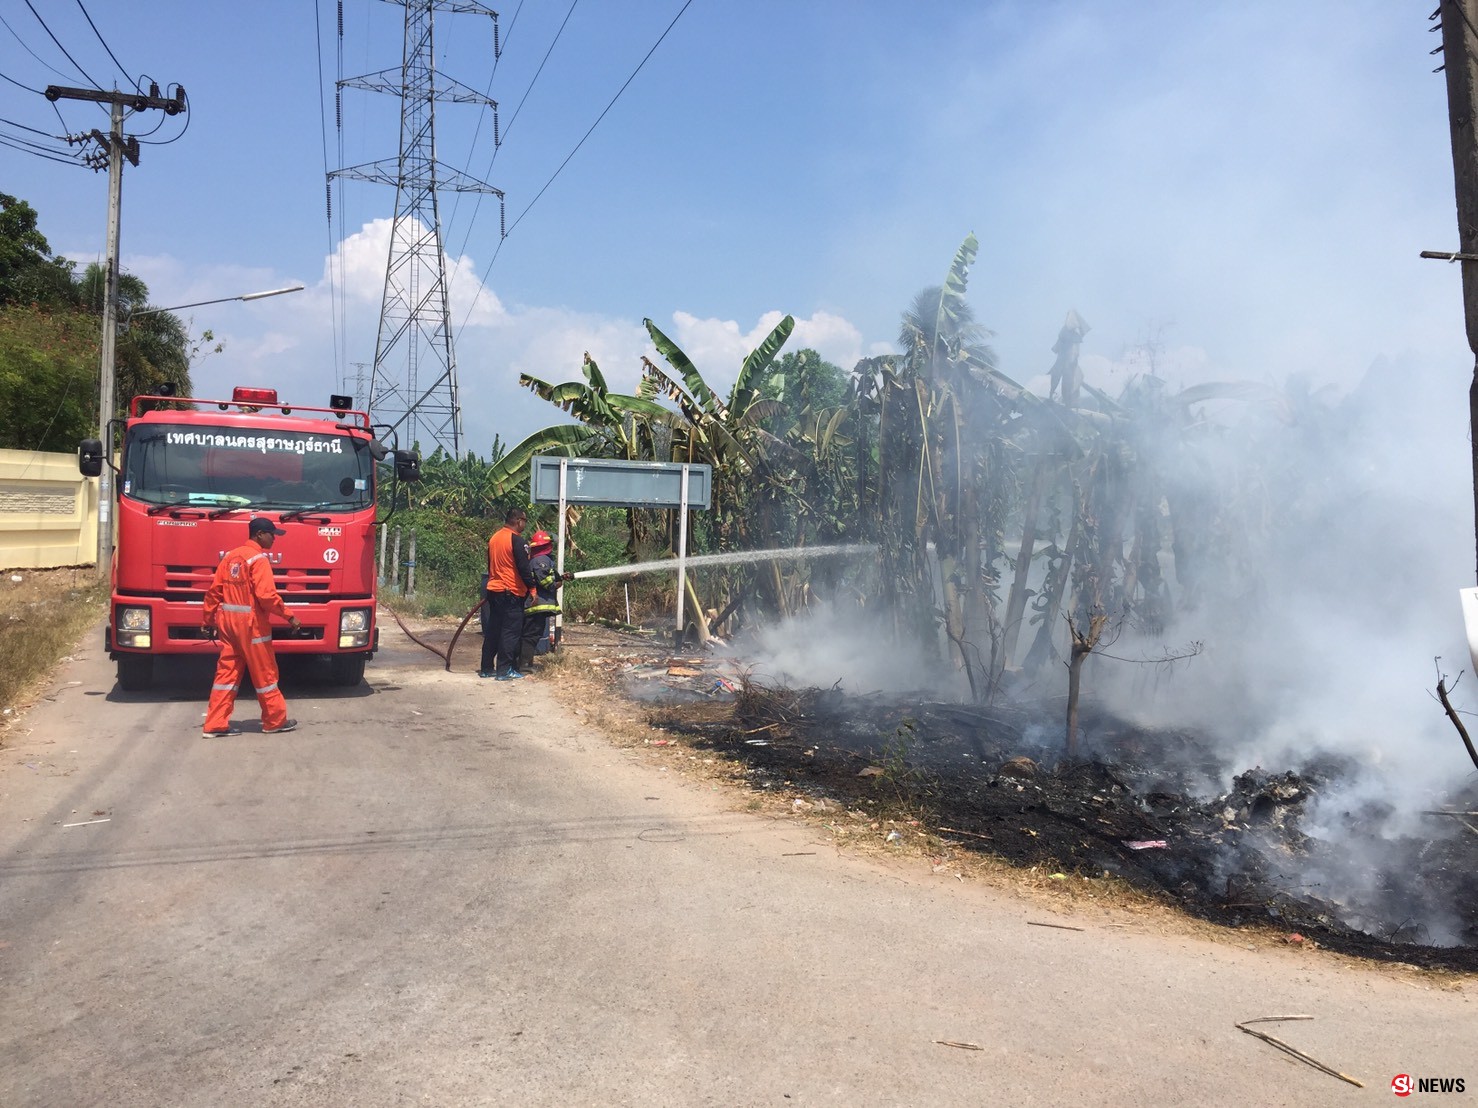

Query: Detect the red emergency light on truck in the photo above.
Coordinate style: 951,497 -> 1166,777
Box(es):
78,386 -> 420,690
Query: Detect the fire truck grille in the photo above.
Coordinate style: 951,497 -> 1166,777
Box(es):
161,565 -> 335,598
275,568 -> 332,595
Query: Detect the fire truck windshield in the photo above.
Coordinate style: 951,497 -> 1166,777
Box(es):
122,423 -> 376,513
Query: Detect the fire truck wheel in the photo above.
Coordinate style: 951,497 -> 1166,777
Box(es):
330,654 -> 366,687
117,654 -> 153,692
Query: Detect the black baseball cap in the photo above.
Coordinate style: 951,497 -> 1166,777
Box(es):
248,516 -> 287,537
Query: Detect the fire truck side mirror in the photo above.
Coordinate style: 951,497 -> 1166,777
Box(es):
395,451 -> 422,483
367,438 -> 389,461
78,438 -> 104,477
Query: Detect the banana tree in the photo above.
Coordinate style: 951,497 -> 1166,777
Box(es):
488,352 -> 676,483
859,233 -> 1031,699
640,315 -> 812,618
486,352 -> 679,556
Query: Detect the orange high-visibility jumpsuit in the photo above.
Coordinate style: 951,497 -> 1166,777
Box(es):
202,541 -> 291,731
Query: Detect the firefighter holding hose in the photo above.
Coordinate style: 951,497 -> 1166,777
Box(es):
200,516 -> 302,736
519,529 -> 573,673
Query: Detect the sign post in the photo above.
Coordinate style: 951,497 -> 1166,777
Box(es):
556,458 -> 568,648
531,456 -> 713,648
675,464 -> 690,643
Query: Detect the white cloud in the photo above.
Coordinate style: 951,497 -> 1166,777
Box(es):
668,309 -> 867,394
790,311 -> 865,369
325,218 -> 507,326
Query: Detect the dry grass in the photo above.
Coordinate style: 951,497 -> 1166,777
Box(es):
0,567 -> 106,733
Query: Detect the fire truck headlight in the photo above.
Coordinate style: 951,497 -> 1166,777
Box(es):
338,607 -> 371,649
117,606 -> 151,648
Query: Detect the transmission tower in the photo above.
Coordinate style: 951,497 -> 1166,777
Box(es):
331,1 -> 505,457
345,361 -> 370,410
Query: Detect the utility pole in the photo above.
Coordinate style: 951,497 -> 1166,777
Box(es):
1436,0 -> 1478,581
45,83 -> 185,575
95,97 -> 124,578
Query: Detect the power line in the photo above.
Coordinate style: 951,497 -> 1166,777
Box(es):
137,85 -> 190,145
445,0 -> 567,298
331,0 -> 351,394
507,0 -> 693,237
47,94 -> 73,132
0,133 -> 82,165
334,0 -> 502,454
0,68 -> 44,94
129,112 -> 168,141
446,0 -> 523,272
0,114 -> 60,137
315,0 -> 343,389
23,0 -> 104,90
0,128 -> 71,157
455,0 -> 695,337
501,0 -> 577,146
0,127 -> 72,154
73,0 -> 131,82
0,11 -> 73,82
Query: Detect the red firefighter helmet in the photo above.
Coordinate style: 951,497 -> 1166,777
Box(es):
529,530 -> 553,553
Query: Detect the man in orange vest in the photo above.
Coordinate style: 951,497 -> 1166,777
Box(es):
201,516 -> 302,736
480,506 -> 537,680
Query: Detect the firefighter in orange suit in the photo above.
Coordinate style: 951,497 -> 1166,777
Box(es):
200,516 -> 302,736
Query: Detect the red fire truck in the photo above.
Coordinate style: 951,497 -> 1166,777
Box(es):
79,385 -> 420,691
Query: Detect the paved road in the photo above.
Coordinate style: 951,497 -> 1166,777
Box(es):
0,622 -> 1472,1106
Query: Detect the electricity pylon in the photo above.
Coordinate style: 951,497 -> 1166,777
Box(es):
331,1 -> 504,457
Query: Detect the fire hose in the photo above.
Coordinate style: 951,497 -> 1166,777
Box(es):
209,609 -> 471,671
382,601 -> 484,671
384,576 -> 572,672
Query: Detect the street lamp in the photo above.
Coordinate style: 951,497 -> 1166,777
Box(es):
126,284 -> 305,321
94,282 -> 307,574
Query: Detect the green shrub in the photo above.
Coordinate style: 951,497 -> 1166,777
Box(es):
382,509 -> 488,614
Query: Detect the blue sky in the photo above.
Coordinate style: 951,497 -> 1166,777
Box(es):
1,1 -> 1469,461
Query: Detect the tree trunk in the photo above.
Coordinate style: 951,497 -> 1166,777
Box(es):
1066,643 -> 1087,760
1064,611 -> 1106,760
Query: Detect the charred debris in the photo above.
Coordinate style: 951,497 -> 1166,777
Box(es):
634,665 -> 1478,972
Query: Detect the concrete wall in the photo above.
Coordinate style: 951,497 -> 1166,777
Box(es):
0,449 -> 100,569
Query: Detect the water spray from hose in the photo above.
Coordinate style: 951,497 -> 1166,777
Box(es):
570,543 -> 876,580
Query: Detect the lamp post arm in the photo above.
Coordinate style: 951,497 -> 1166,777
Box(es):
129,284 -> 305,320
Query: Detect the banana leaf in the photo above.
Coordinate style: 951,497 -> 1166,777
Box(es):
486,423 -> 611,493
644,318 -> 729,421
932,234 -> 979,368
732,314 -> 797,410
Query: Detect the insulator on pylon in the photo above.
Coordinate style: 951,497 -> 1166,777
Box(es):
336,90 -> 342,131
337,0 -> 343,38
493,108 -> 500,147
500,199 -> 506,239
493,18 -> 500,59
326,183 -> 333,223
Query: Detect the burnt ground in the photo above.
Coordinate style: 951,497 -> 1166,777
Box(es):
671,691 -> 1478,970
534,624 -> 1478,974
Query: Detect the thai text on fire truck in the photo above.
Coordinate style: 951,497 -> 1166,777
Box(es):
164,432 -> 344,455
